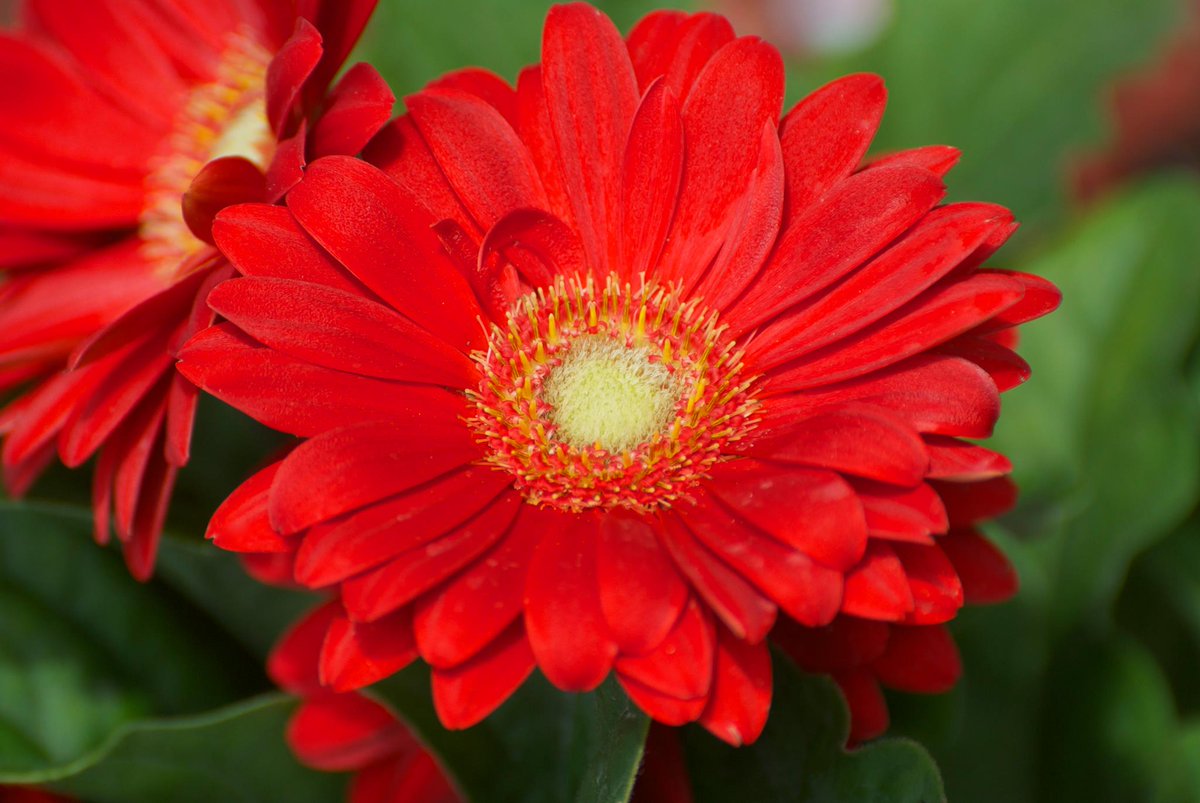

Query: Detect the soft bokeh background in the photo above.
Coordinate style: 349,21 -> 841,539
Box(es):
3,0 -> 1200,801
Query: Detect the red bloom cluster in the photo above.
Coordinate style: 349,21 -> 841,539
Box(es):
0,0 -> 389,577
181,3 -> 1058,744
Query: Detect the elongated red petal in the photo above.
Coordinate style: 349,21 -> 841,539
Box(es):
407,89 -> 545,230
286,156 -> 484,351
841,542 -> 913,621
834,669 -> 889,745
431,621 -> 536,729
893,543 -> 963,624
659,514 -> 777,643
206,462 -> 288,552
870,624 -> 961,693
542,3 -> 639,274
707,460 -> 867,571
178,323 -> 468,438
525,512 -> 618,691
617,79 -> 683,284
679,495 -> 843,627
320,610 -> 419,692
728,166 -> 945,333
596,511 -> 689,656
854,480 -> 947,544
925,436 -> 1012,480
294,467 -> 512,587
311,63 -> 395,158
270,419 -> 479,535
939,529 -> 1018,604
207,277 -> 477,387
698,627 -> 771,746
413,504 -> 544,668
269,601 -> 341,693
287,693 -> 412,773
618,676 -> 707,727
658,37 -> 784,287
615,597 -> 715,701
780,73 -> 887,214
339,494 -> 521,622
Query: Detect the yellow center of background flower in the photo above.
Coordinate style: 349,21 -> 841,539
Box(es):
543,335 -> 679,452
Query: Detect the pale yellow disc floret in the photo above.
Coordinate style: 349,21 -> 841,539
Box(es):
542,335 -> 679,452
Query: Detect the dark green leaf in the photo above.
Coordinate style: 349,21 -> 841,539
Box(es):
17,695 -> 343,803
374,666 -> 648,803
0,502 -> 260,774
684,653 -> 944,803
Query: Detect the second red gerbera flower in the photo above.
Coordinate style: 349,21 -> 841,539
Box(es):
180,3 -> 1058,743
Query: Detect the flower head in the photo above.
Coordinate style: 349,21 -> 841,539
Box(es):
0,0 -> 389,578
182,3 -> 1058,742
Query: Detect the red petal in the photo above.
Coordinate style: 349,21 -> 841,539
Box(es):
350,749 -> 463,803
182,157 -> 267,245
406,89 -> 545,230
206,462 -> 288,552
692,121 -> 784,309
615,597 -> 715,702
707,461 -> 867,571
479,207 -> 586,291
855,480 -> 948,544
728,166 -> 946,334
295,466 -> 512,587
973,271 -> 1061,333
747,202 -> 1013,371
925,436 -> 1012,480
939,529 -> 1018,604
631,725 -> 697,803
320,610 -> 420,692
311,63 -> 395,158
658,514 -> 777,643
413,503 -> 543,668
268,601 -> 341,693
525,512 -> 618,691
0,150 -> 141,228
617,79 -> 683,285
780,74 -> 886,214
431,621 -> 536,729
618,675 -> 707,727
597,511 -> 689,656
212,204 -> 362,293
772,615 -> 890,673
286,156 -> 484,351
178,323 -> 468,438
525,511 -> 619,691
270,419 -> 479,535
339,494 -> 521,622
515,67 -> 572,226
934,476 -> 1018,526
678,495 -> 843,627
365,117 -> 476,234
542,3 -> 639,274
763,355 -> 1001,439
764,273 -> 1025,391
870,624 -> 961,693
287,693 -> 411,773
121,435 -> 176,580
866,145 -> 961,176
207,277 -> 477,386
841,542 -> 913,621
426,67 -> 518,128
936,336 -> 1031,392
657,37 -> 784,288
626,12 -> 735,98
893,543 -> 963,624
738,406 -> 928,486
107,387 -> 168,545
834,669 -> 889,744
698,627 -> 771,746
266,18 -> 322,137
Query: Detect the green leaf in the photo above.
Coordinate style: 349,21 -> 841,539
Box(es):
0,502 -> 262,775
155,536 -> 321,660
684,654 -> 944,803
788,0 -> 1183,243
374,666 -> 648,803
11,695 -> 342,803
990,178 -> 1200,625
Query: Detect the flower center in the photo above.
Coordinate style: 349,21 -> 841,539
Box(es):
469,274 -> 759,513
139,30 -> 274,278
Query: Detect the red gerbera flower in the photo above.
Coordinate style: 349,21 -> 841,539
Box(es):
0,0 -> 391,578
180,3 -> 1058,743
